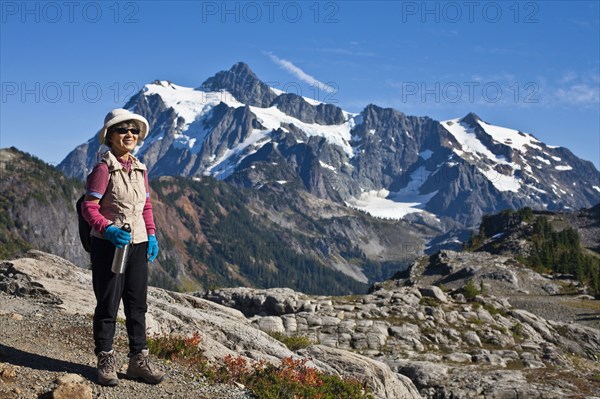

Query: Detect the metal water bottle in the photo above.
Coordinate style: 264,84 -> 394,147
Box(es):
111,223 -> 131,274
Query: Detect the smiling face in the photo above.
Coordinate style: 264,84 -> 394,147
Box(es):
106,121 -> 140,157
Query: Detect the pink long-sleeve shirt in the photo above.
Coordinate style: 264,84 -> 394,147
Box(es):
81,156 -> 156,236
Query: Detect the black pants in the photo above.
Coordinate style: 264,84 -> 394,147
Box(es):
91,237 -> 148,356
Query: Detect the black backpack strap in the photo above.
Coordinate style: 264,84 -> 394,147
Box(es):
76,194 -> 93,253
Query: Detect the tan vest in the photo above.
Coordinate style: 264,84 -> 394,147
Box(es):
91,151 -> 149,244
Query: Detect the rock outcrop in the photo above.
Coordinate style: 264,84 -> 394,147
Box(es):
0,251 -> 421,399
204,276 -> 600,398
2,245 -> 599,398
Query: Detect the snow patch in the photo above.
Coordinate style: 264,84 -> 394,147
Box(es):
346,189 -> 426,220
249,105 -> 355,156
442,119 -> 522,193
142,82 -> 247,155
270,87 -> 285,96
522,163 -> 533,175
319,161 -> 336,172
526,143 -> 543,151
206,128 -> 272,179
439,118 -> 577,194
483,165 -> 522,193
270,86 -> 325,106
346,167 -> 438,220
442,119 -> 507,164
144,82 -> 244,124
534,156 -> 551,165
477,120 -> 541,153
555,165 -> 573,171
526,184 -> 547,194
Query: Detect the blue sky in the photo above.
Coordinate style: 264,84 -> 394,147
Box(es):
1,1 -> 599,169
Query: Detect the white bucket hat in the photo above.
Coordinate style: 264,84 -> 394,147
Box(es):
98,108 -> 149,144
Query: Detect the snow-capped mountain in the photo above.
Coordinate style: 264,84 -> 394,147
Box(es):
59,63 -> 600,228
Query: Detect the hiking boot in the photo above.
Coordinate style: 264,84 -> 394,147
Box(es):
97,350 -> 118,386
126,349 -> 166,384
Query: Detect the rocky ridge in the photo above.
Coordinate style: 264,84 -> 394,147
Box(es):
0,148 -> 85,265
549,204 -> 600,253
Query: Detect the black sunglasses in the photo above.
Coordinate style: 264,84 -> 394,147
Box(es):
111,127 -> 140,135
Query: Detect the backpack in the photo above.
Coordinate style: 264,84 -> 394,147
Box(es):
77,165 -> 112,253
76,194 -> 93,253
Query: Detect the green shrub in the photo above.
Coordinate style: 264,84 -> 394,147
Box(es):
148,332 -> 374,398
267,331 -> 314,351
511,322 -> 524,338
464,232 -> 485,251
419,297 -> 440,307
147,332 -> 212,376
462,279 -> 480,300
466,316 -> 484,326
437,283 -> 449,292
483,304 -> 508,317
216,355 -> 374,399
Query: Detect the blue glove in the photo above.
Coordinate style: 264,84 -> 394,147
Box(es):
104,225 -> 131,248
147,234 -> 159,262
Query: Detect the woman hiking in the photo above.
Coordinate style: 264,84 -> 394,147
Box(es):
81,108 -> 165,386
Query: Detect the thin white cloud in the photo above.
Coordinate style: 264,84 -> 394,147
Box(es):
312,47 -> 376,57
265,52 -> 336,93
559,71 -> 578,84
470,73 -> 516,83
472,45 -> 538,58
553,84 -> 599,105
542,69 -> 600,107
386,69 -> 600,109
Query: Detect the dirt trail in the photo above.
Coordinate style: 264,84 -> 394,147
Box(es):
0,293 -> 253,399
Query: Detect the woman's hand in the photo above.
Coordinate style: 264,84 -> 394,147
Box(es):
147,235 -> 159,262
104,225 -> 131,248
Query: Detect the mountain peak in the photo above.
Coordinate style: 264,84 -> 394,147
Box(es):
229,61 -> 254,76
199,62 -> 276,107
460,112 -> 482,126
